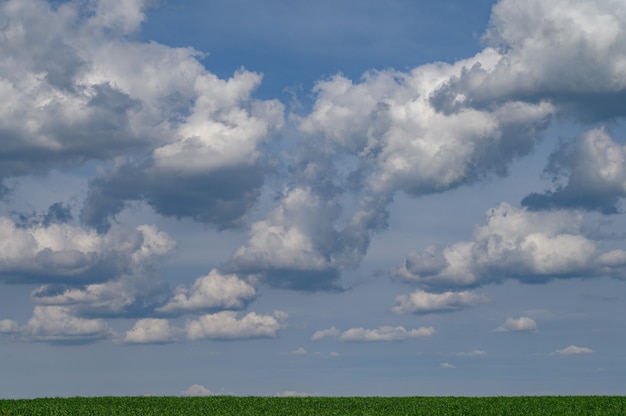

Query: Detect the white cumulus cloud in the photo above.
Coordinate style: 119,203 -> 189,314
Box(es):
0,319 -> 19,334
494,317 -> 538,333
0,218 -> 175,284
21,306 -> 113,344
552,345 -> 594,355
392,290 -> 491,314
122,318 -> 178,344
185,310 -> 287,341
156,270 -> 256,315
311,327 -> 341,341
312,325 -> 434,342
392,203 -> 626,289
291,347 -> 307,355
339,325 -> 435,342
181,384 -> 213,397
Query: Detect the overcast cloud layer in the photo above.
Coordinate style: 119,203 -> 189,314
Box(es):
0,0 -> 625,397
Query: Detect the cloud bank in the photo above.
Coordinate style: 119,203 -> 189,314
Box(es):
1,0 -> 626,348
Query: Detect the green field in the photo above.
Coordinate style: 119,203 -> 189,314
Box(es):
1,396 -> 625,416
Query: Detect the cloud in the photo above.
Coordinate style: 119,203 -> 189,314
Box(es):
300,60 -> 554,198
122,318 -> 178,345
15,222 -> 176,319
185,310 -> 287,341
0,319 -> 19,334
456,350 -> 487,357
311,325 -> 434,342
552,345 -> 594,355
392,290 -> 491,314
228,0 -> 588,294
291,347 -> 307,355
227,0 -> 626,294
440,362 -> 456,369
0,0 -> 284,231
181,384 -> 213,397
16,203 -> 74,229
339,325 -> 435,342
227,187 -> 347,291
392,203 -> 626,289
311,327 -> 341,341
275,390 -> 311,397
494,317 -> 538,333
522,128 -> 626,214
20,306 -> 113,344
0,218 -> 175,285
30,275 -> 171,319
436,0 -> 626,121
81,69 -> 284,231
156,270 -> 256,315
0,0 -> 161,182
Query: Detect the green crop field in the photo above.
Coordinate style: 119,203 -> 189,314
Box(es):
1,396 -> 625,416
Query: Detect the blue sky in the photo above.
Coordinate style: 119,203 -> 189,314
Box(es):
1,0 -> 626,397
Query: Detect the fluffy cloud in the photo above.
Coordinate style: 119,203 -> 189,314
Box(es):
181,384 -> 213,397
312,325 -> 434,342
227,187 -> 345,290
552,345 -> 594,355
311,326 -> 341,341
0,319 -> 19,334
494,317 -> 538,333
392,203 -> 626,289
300,59 -> 554,197
156,270 -> 256,315
185,310 -> 287,341
228,0 -> 626,294
523,128 -> 626,213
392,290 -> 491,314
81,69 -> 284,231
0,0 -> 284,231
30,275 -> 170,318
340,325 -> 435,342
437,0 -> 626,120
291,347 -> 307,355
234,0 -> 571,294
20,306 -> 113,344
0,0 -> 159,182
0,218 -> 175,285
122,318 -> 178,344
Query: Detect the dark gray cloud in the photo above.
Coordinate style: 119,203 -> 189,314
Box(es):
81,162 -> 266,232
522,128 -> 626,214
13,202 -> 74,229
43,202 -> 73,226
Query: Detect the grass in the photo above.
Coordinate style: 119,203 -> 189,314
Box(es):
1,396 -> 626,415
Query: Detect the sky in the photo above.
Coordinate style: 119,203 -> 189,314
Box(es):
1,0 -> 626,398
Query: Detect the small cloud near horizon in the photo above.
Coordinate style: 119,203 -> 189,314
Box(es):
551,345 -> 594,356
